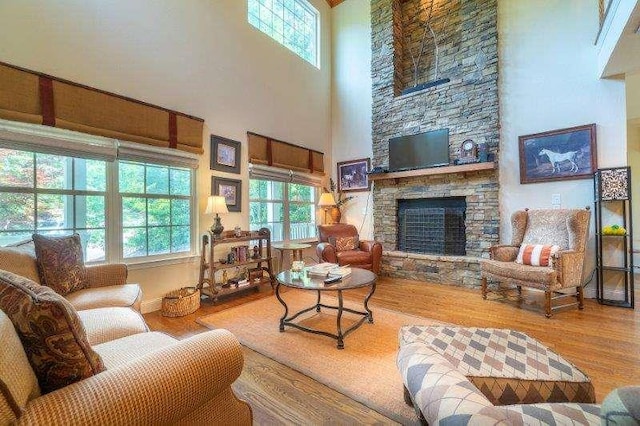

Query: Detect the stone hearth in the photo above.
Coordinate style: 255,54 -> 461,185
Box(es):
371,0 -> 499,287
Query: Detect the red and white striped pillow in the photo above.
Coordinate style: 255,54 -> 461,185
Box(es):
515,244 -> 560,267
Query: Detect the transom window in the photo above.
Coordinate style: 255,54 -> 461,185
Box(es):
248,0 -> 319,67
249,179 -> 317,242
0,149 -> 195,263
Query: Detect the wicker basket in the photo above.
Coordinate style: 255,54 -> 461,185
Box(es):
161,287 -> 200,317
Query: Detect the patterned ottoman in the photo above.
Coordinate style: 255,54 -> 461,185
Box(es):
400,326 -> 595,406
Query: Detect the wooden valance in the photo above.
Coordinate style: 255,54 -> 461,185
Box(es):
0,61 -> 204,154
247,131 -> 324,175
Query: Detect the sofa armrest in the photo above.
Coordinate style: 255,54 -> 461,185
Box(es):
85,264 -> 128,288
19,330 -> 251,426
552,250 -> 584,288
316,242 -> 338,264
601,386 -> 640,424
397,342 -> 505,424
489,245 -> 520,262
359,241 -> 382,274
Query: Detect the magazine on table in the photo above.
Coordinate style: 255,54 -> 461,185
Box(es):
307,262 -> 352,278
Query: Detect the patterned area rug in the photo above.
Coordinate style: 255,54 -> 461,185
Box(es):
197,290 -> 444,425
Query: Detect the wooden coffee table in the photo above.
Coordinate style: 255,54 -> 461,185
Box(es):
275,268 -> 377,349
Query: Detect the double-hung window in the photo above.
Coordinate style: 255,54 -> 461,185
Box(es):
247,0 -> 320,67
249,167 -> 319,242
119,161 -> 192,259
0,123 -> 197,264
0,149 -> 107,262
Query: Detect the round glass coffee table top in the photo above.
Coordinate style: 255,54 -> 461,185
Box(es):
275,267 -> 376,291
274,267 -> 377,349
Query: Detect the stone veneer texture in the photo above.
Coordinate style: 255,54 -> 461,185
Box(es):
371,0 -> 500,286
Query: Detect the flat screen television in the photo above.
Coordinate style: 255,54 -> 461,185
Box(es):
388,129 -> 450,172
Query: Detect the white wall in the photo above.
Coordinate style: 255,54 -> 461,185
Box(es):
499,0 -> 627,287
626,72 -> 640,267
331,0 -> 373,239
0,0 -> 332,306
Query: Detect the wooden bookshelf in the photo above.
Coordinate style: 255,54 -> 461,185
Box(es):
197,228 -> 275,302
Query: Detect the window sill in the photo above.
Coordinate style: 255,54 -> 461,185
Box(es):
125,254 -> 200,271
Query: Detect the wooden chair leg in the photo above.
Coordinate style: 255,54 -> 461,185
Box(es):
481,277 -> 488,299
545,291 -> 552,318
578,286 -> 585,310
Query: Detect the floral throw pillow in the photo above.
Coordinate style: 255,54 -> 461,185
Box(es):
328,236 -> 359,252
0,270 -> 105,394
32,233 -> 88,295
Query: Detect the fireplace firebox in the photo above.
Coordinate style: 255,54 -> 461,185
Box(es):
397,197 -> 466,256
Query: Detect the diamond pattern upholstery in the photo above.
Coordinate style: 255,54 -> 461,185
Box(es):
398,326 -> 600,425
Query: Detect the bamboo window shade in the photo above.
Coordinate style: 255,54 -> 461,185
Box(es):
0,62 -> 204,154
247,131 -> 324,175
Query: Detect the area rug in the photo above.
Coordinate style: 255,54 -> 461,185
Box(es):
197,291 -> 445,424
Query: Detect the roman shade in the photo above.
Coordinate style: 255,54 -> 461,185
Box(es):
0,118 -> 118,162
0,62 -> 204,155
118,141 -> 199,169
247,131 -> 324,175
249,163 -> 322,187
0,118 -> 198,169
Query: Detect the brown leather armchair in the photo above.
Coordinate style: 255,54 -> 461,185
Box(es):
316,224 -> 382,274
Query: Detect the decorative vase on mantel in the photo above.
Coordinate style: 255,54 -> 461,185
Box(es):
330,206 -> 342,224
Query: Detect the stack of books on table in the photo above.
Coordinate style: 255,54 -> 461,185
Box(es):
307,263 -> 352,278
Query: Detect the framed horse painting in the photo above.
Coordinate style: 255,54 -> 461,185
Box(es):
337,158 -> 371,192
519,124 -> 597,184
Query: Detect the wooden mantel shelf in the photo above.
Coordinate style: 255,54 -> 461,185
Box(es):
368,162 -> 496,182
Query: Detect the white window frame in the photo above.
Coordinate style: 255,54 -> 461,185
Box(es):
248,165 -> 321,243
0,154 -> 108,262
112,160 -> 197,264
0,119 -> 199,266
247,0 -> 320,68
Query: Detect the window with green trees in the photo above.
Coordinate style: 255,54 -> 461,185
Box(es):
249,179 -> 316,242
0,149 -> 195,263
248,0 -> 319,67
0,148 -> 107,261
119,161 -> 192,259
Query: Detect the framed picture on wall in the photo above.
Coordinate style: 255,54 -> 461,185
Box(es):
519,124 -> 597,184
212,177 -> 242,212
337,158 -> 371,192
210,135 -> 241,174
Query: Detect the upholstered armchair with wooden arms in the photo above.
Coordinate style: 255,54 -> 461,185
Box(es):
480,208 -> 591,318
316,224 -> 382,274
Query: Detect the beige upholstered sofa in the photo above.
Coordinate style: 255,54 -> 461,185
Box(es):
0,247 -> 252,425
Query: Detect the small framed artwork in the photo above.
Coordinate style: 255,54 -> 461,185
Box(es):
210,135 -> 241,174
337,158 -> 371,192
519,124 -> 597,184
212,177 -> 242,212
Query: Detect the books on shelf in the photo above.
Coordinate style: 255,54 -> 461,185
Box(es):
307,262 -> 352,278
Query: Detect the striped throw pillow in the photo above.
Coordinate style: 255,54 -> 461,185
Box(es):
516,244 -> 560,267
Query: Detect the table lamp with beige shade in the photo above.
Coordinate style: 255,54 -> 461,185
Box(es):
205,195 -> 228,239
317,192 -> 336,224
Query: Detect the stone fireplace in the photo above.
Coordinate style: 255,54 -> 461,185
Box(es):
371,0 -> 500,287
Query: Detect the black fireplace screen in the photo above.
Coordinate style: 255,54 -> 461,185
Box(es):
397,198 -> 466,256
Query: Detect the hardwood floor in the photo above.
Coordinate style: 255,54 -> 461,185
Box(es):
144,277 -> 640,424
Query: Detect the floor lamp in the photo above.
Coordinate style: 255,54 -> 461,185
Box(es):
318,192 -> 336,224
